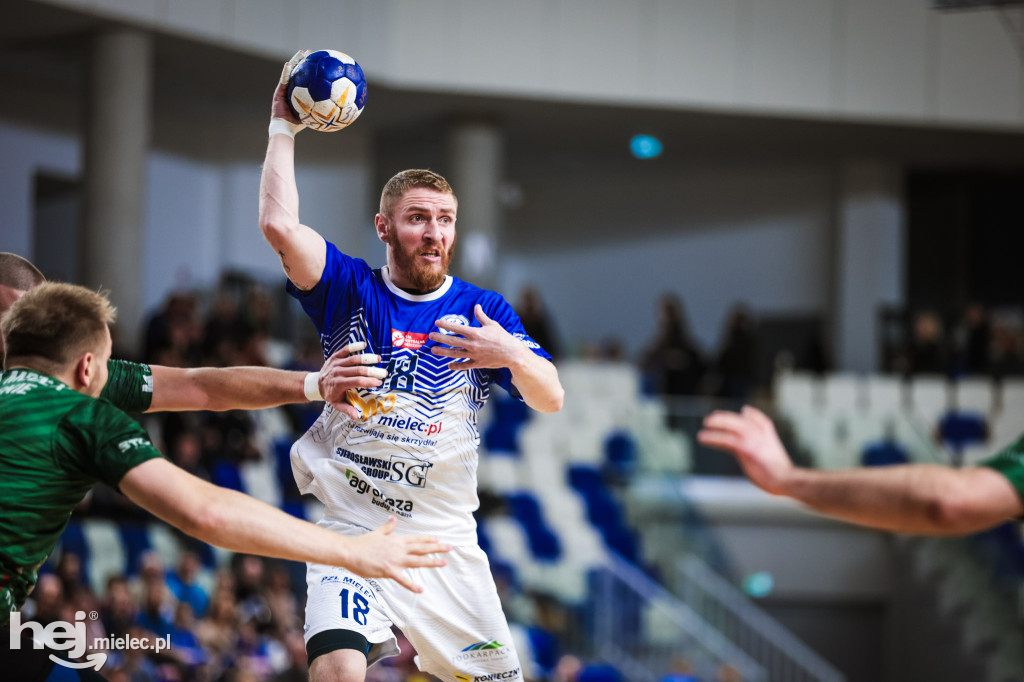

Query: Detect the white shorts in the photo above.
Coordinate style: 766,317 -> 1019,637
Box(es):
304,542 -> 524,681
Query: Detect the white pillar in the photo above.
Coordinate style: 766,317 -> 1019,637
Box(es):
833,161 -> 905,372
81,29 -> 152,356
447,122 -> 503,292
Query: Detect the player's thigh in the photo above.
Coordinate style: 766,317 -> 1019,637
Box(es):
400,546 -> 524,681
309,648 -> 368,682
304,563 -> 399,667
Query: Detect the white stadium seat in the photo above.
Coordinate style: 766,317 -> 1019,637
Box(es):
864,374 -> 904,416
954,378 -> 995,415
908,375 -> 950,425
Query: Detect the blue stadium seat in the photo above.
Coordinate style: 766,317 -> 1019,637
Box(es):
281,500 -> 307,520
527,625 -> 560,674
506,492 -> 562,561
56,522 -> 89,576
483,394 -> 532,454
273,437 -> 300,498
603,430 -> 638,476
119,522 -> 152,576
476,520 -> 493,555
211,459 -> 244,492
860,439 -> 910,467
578,663 -> 626,682
568,465 -> 640,562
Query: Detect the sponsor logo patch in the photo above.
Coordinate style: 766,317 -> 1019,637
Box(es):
451,640 -> 516,667
437,314 -> 470,335
392,329 -> 429,350
344,469 -> 415,516
337,449 -> 433,488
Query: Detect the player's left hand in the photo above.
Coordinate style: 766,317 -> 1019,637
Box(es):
429,304 -> 526,371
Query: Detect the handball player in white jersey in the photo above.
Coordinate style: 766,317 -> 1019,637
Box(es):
260,56 -> 564,682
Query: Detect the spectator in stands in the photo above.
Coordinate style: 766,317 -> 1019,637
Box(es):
716,663 -> 744,682
102,576 -> 137,641
516,286 -> 562,360
202,288 -> 240,365
196,582 -> 240,662
714,303 -> 758,401
991,316 -> 1024,378
658,655 -> 700,682
167,601 -> 207,670
273,629 -> 311,682
264,564 -> 301,635
907,311 -> 947,375
136,574 -> 174,637
952,302 -> 991,376
552,654 -> 583,682
641,294 -> 705,397
166,551 -> 209,617
144,291 -> 202,366
23,574 -> 63,626
163,416 -> 209,481
54,551 -> 89,603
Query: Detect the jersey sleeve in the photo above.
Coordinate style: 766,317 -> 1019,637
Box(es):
59,399 -> 166,490
978,435 -> 1024,507
100,358 -> 154,413
287,241 -> 374,337
479,292 -> 553,398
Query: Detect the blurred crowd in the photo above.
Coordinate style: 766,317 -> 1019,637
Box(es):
890,304 -> 1024,379
23,547 -> 439,682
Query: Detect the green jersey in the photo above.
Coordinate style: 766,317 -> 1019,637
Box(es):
0,368 -> 164,623
101,358 -> 154,413
980,435 -> 1024,508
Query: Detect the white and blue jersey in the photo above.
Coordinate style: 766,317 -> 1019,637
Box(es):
288,241 -> 550,545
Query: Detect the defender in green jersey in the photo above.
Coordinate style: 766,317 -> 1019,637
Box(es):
1,252 -> 387,421
1,283 -> 450,654
0,367 -> 164,621
699,406 -> 1024,535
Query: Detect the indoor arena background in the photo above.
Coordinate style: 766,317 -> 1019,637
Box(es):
2,1 -> 1023,681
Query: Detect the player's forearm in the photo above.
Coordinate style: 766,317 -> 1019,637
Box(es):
781,464 -> 998,535
259,135 -> 301,248
509,352 -> 563,413
147,365 -> 307,412
190,483 -> 358,567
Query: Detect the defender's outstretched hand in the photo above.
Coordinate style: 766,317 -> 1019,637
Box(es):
429,304 -> 525,371
346,517 -> 451,593
318,342 -> 388,419
698,406 -> 795,496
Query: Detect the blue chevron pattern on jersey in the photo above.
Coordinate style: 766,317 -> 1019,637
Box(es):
287,242 -> 551,542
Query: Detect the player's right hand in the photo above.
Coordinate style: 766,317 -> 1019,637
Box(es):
346,517 -> 451,593
697,405 -> 795,496
319,341 -> 388,419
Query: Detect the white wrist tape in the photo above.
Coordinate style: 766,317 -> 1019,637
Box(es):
269,118 -> 303,138
304,372 -> 323,401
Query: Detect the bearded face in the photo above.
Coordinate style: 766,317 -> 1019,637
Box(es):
386,227 -> 456,292
378,187 -> 458,293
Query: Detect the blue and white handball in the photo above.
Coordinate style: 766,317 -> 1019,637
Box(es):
286,50 -> 367,132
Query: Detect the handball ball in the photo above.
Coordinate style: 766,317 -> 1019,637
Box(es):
286,50 -> 367,132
